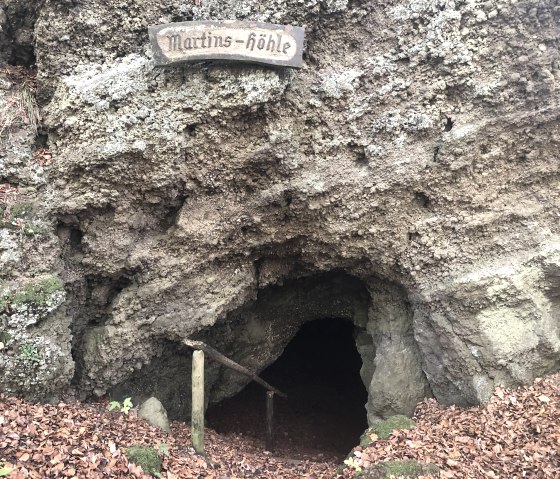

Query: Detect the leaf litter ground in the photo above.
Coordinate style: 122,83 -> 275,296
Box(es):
1,373 -> 559,478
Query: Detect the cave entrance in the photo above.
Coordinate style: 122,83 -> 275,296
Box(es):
206,318 -> 368,457
109,272 -> 429,456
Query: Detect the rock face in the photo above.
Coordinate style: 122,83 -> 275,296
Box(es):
0,63 -> 71,400
1,0 -> 560,426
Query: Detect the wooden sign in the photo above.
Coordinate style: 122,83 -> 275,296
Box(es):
149,20 -> 305,68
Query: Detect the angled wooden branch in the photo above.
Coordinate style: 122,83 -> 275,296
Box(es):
183,339 -> 287,399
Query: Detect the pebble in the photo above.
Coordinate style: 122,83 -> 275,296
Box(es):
475,10 -> 488,22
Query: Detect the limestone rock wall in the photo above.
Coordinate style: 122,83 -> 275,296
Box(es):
0,66 -> 71,400
1,0 -> 559,422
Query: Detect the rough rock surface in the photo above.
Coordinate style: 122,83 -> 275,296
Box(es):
1,0 -> 560,426
0,66 -> 71,401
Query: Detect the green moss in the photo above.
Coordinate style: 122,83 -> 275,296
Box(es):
0,212 -> 50,234
126,446 -> 162,477
364,460 -> 439,478
23,225 -> 50,236
342,419 -> 418,477
19,343 -> 41,363
0,331 -> 12,343
1,276 -> 64,310
372,415 -> 416,440
0,220 -> 17,230
10,202 -> 32,218
360,428 -> 377,448
336,463 -> 347,477
0,202 -> 44,233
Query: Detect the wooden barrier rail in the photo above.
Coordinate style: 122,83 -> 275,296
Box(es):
183,339 -> 287,454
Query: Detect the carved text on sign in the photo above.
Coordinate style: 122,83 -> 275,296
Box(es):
149,21 -> 305,68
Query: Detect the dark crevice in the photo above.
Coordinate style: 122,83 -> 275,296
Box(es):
414,191 -> 431,208
408,231 -> 421,242
159,191 -> 188,231
57,217 -> 140,386
9,46 -> 36,68
161,201 -> 185,230
184,124 -> 198,137
433,144 -> 441,162
348,142 -> 368,165
543,270 -> 560,302
444,116 -> 454,132
355,150 -> 368,165
70,274 -> 134,385
33,131 -> 49,149
68,227 -> 83,246
161,4 -> 193,24
283,191 -> 293,207
56,222 -> 84,256
1,2 -> 43,67
84,275 -> 133,327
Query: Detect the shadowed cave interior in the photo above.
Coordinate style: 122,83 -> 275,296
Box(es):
206,318 -> 369,456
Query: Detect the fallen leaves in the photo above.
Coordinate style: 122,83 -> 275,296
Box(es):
0,394 -> 337,478
2,374 -> 560,478
32,148 -> 52,167
343,373 -> 560,478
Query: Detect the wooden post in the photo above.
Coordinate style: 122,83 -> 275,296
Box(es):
191,350 -> 205,454
266,391 -> 274,452
184,338 -> 287,452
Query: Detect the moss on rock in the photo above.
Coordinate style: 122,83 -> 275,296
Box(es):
0,276 -> 64,311
10,202 -> 32,218
126,446 -> 161,477
363,460 -> 439,478
372,415 -> 416,440
359,428 -> 378,448
0,331 -> 12,344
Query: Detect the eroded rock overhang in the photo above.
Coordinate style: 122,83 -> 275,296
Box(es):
109,271 -> 431,423
1,0 -> 559,415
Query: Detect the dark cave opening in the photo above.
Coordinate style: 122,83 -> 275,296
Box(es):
206,318 -> 368,457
